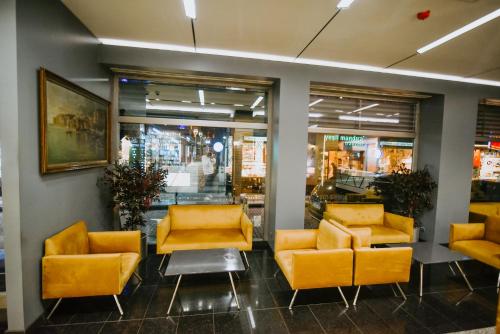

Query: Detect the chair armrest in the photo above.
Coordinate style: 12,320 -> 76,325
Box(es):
42,254 -> 121,299
323,212 -> 346,224
449,223 -> 485,247
274,229 -> 318,252
156,216 -> 171,251
241,213 -> 253,245
384,212 -> 414,241
88,230 -> 141,255
291,249 -> 353,289
469,211 -> 487,223
353,247 -> 412,285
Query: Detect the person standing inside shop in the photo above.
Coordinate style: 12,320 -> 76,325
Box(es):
201,151 -> 216,192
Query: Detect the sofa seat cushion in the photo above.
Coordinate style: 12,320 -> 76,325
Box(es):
275,249 -> 316,286
351,225 -> 410,244
452,240 -> 500,269
120,252 -> 141,289
160,229 -> 251,253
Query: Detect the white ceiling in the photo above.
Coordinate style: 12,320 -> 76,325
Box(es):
62,0 -> 500,81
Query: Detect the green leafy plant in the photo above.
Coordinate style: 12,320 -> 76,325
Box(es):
100,161 -> 167,231
370,165 -> 437,226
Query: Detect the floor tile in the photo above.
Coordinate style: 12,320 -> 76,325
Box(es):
138,317 -> 178,333
279,305 -> 325,333
249,309 -> 289,334
309,303 -> 361,334
99,320 -> 141,334
214,311 -> 252,334
108,285 -> 156,321
33,323 -> 103,334
177,314 -> 214,334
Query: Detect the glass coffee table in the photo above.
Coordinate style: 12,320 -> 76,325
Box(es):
387,242 -> 473,297
164,248 -> 245,315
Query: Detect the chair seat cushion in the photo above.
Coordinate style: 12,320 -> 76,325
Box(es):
159,228 -> 251,253
275,249 -> 316,286
351,225 -> 410,244
120,252 -> 141,289
452,240 -> 500,269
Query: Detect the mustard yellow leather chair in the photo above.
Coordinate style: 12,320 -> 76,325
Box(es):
328,220 -> 412,305
450,220 -> 500,288
156,204 -> 253,271
469,202 -> 500,223
274,220 -> 353,309
42,221 -> 142,319
324,203 -> 414,244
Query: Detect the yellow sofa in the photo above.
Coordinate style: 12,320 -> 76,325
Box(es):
449,220 -> 500,287
156,204 -> 253,271
324,203 -> 414,244
42,221 -> 142,318
469,202 -> 500,223
274,220 -> 353,309
328,220 -> 412,305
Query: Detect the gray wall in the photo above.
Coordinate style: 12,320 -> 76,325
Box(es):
100,45 -> 500,244
2,0 -> 111,330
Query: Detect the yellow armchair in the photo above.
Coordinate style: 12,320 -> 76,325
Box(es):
42,221 -> 142,319
324,203 -> 413,244
156,204 -> 253,271
274,220 -> 353,309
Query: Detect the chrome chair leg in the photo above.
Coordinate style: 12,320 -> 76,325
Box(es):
133,271 -> 143,282
289,289 -> 299,309
395,282 -> 407,301
228,272 -> 240,309
273,268 -> 280,278
242,252 -> 250,269
158,254 -> 167,271
353,286 -> 361,306
454,261 -> 473,291
447,262 -> 456,276
167,274 -> 182,315
113,295 -> 124,316
497,272 -> 499,290
46,298 -> 62,320
338,287 -> 349,308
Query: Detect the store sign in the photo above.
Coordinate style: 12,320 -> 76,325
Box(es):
325,135 -> 366,146
379,141 -> 413,147
491,141 -> 500,150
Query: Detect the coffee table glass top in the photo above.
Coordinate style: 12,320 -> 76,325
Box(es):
164,248 -> 245,276
387,242 -> 469,264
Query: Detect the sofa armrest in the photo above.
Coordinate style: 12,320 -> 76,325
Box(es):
323,212 -> 346,224
275,229 -> 318,252
156,216 -> 171,251
291,249 -> 353,289
449,223 -> 485,247
241,213 -> 253,245
353,247 -> 412,285
384,212 -> 414,241
42,254 -> 121,299
469,211 -> 488,223
88,230 -> 141,255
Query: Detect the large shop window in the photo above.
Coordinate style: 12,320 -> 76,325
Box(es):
471,100 -> 500,202
117,75 -> 271,239
305,84 -> 420,223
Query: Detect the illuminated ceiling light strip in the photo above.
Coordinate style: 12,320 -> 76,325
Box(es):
198,90 -> 205,106
352,103 -> 379,113
183,0 -> 196,19
252,110 -> 265,117
99,38 -> 500,87
339,115 -> 399,124
337,0 -> 355,9
308,98 -> 324,107
309,113 -> 323,118
417,8 -> 500,54
226,87 -> 246,91
146,104 -> 234,116
251,96 -> 264,108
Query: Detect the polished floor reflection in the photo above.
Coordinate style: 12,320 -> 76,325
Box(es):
33,245 -> 497,333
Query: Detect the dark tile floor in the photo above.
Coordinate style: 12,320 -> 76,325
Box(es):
31,245 -> 498,334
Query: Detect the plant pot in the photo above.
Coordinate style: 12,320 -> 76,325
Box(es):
412,227 -> 420,243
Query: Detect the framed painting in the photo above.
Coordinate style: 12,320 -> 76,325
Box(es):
39,68 -> 111,174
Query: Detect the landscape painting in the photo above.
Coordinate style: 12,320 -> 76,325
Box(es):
39,68 -> 110,174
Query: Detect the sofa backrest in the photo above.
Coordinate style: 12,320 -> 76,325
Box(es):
469,202 -> 499,216
326,204 -> 384,226
316,220 -> 351,250
327,219 -> 371,249
485,218 -> 500,244
45,221 -> 89,256
169,204 -> 243,230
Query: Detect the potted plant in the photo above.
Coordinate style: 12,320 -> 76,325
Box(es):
370,165 -> 437,242
100,161 -> 167,256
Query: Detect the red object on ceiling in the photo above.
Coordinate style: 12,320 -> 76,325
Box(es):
417,10 -> 431,20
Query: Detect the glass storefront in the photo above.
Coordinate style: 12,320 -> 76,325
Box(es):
118,76 -> 270,239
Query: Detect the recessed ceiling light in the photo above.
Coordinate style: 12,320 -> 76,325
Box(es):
210,102 -> 215,105
182,100 -> 192,103
226,87 -> 246,91
339,96 -> 343,99
352,103 -> 379,113
417,8 -> 500,54
252,110 -> 265,117
251,96 -> 264,109
376,113 -> 384,116
339,115 -> 399,124
308,98 -> 323,107
155,98 -> 160,101
183,0 -> 196,19
145,99 -> 150,102
335,110 -> 344,113
394,113 -> 400,116
234,104 -> 244,107
337,0 -> 355,9
347,112 -> 352,114
309,113 -> 323,118
198,90 -> 205,106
